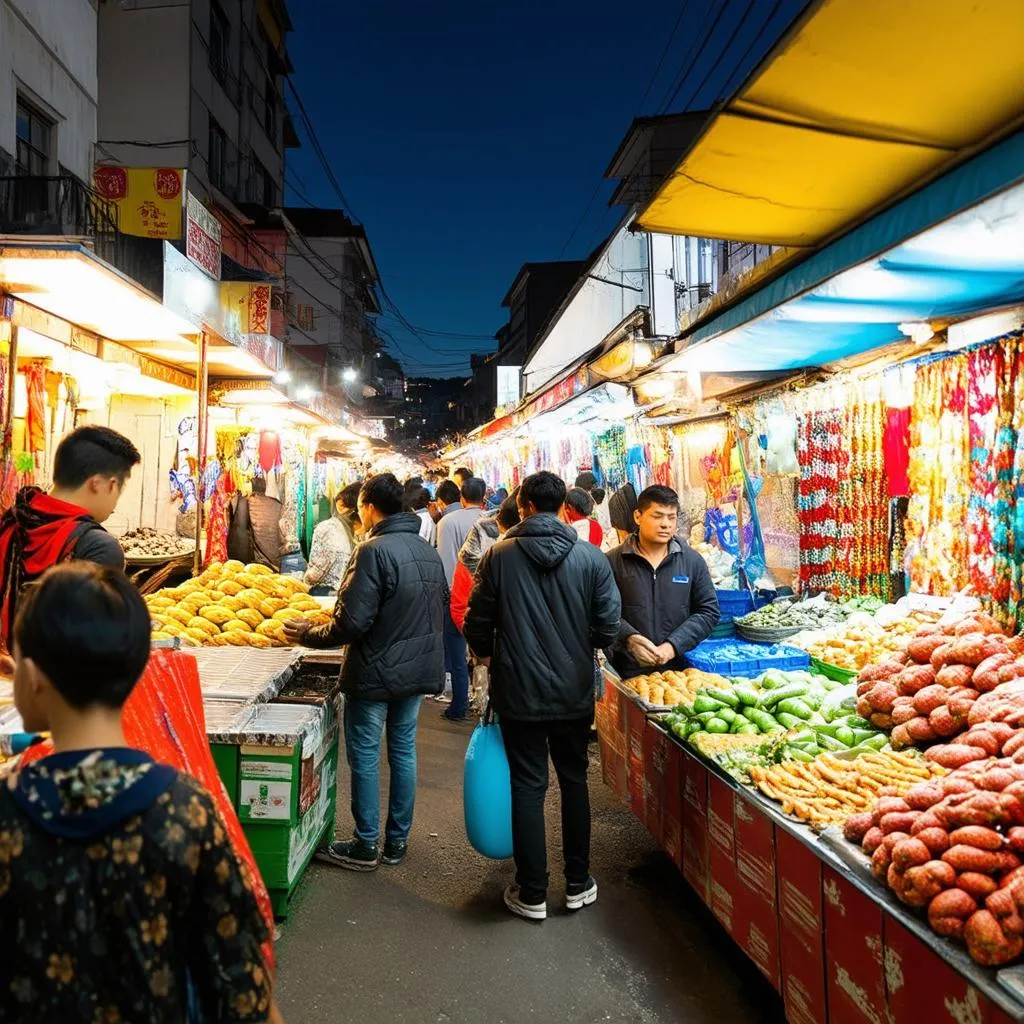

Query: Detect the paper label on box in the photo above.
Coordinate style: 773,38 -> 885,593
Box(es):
241,759 -> 293,781
240,779 -> 292,820
287,761 -> 336,882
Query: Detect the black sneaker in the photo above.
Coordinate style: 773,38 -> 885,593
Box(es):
381,838 -> 408,866
441,709 -> 469,723
566,877 -> 598,911
315,839 -> 379,872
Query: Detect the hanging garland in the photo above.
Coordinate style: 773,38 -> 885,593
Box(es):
797,407 -> 847,596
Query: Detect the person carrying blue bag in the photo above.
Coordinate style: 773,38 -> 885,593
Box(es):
464,472 -> 621,921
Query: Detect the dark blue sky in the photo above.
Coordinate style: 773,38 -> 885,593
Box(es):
285,0 -> 808,376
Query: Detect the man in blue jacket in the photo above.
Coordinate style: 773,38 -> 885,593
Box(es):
285,473 -> 448,871
464,472 -> 621,921
606,485 -> 720,679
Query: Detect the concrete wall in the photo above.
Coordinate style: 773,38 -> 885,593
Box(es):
0,0 -> 99,179
96,0 -> 191,172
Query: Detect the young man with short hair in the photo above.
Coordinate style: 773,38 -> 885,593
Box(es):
436,476 -> 487,723
0,562 -> 279,1022
464,471 -> 621,921
284,473 -> 447,870
0,425 -> 140,651
606,484 -> 720,679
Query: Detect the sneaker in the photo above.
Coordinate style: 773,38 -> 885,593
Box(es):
315,839 -> 379,872
441,709 -> 469,723
381,838 -> 408,866
566,877 -> 598,911
503,884 -> 547,921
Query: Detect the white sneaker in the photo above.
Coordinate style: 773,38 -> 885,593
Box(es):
503,884 -> 547,921
566,877 -> 598,911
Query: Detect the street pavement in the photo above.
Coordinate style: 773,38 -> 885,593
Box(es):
275,704 -> 787,1023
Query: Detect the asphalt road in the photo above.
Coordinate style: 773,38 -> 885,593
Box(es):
275,703 -> 787,1023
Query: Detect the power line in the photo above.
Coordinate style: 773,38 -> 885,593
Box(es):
657,0 -> 726,114
671,0 -> 757,112
635,1 -> 694,113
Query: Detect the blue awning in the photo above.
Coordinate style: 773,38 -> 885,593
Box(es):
665,129 -> 1024,373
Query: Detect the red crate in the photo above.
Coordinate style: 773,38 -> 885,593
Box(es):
598,736 -> 628,804
777,829 -> 824,953
781,925 -> 828,1024
884,915 -> 993,1023
734,883 -> 781,988
662,739 -> 683,869
681,750 -> 709,903
642,719 -> 669,845
624,698 -> 646,820
709,841 -> 739,939
733,793 -> 776,909
823,868 -> 886,1024
707,775 -> 735,858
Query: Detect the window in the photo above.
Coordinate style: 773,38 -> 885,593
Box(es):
15,98 -> 52,176
208,118 -> 227,190
209,2 -> 229,87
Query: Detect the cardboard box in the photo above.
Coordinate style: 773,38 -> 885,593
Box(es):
642,719 -> 669,846
777,828 -> 824,952
709,842 -> 738,939
733,792 -> 776,909
624,697 -> 647,820
823,867 -> 886,1024
883,915 -> 992,1023
781,923 -> 828,1024
681,750 -> 709,903
598,735 -> 628,804
707,775 -> 735,858
734,882 -> 781,988
662,739 -> 683,869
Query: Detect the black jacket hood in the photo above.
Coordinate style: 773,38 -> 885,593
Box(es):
504,514 -> 577,570
370,512 -> 421,537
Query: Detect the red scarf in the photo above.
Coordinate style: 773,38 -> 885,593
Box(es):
565,508 -> 603,546
0,487 -> 96,651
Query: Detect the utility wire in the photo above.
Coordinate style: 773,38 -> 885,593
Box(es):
671,0 -> 756,112
656,0 -> 726,113
635,1 -> 694,113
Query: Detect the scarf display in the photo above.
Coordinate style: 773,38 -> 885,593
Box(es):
0,487 -> 96,651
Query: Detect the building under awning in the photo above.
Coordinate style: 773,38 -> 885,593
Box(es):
661,164 -> 1024,375
636,0 -> 1024,248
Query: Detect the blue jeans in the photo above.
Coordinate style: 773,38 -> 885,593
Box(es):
443,613 -> 469,716
343,694 -> 423,845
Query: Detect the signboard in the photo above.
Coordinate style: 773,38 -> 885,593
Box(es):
525,365 -> 591,419
496,364 -> 521,407
185,192 -> 222,280
93,166 -> 184,239
162,242 -> 220,332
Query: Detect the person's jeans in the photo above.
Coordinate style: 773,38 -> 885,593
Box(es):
343,694 -> 423,845
443,613 -> 470,716
499,716 -> 592,903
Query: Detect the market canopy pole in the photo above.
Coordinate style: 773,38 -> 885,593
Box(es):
193,330 -> 209,577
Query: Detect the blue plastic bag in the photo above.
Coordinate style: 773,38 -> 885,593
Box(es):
463,708 -> 513,860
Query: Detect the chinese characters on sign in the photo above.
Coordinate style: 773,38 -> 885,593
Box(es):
92,167 -> 184,239
186,192 -> 222,280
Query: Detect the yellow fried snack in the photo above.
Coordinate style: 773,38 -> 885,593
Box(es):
304,611 -> 332,627
218,595 -> 244,613
252,576 -> 278,596
255,619 -> 284,639
237,589 -> 265,610
206,633 -> 233,647
178,580 -> 203,593
164,607 -> 193,627
235,608 -> 264,629
244,632 -> 273,648
223,559 -> 245,575
159,586 -> 187,601
222,618 -> 253,633
159,619 -> 184,637
272,607 -> 303,622
220,630 -> 250,646
180,595 -> 209,613
216,579 -> 244,596
245,563 -> 274,577
182,627 -> 209,644
151,631 -> 173,641
234,572 -> 259,589
259,597 -> 287,617
186,616 -> 220,637
288,595 -> 319,610
198,605 -> 233,626
146,596 -> 174,611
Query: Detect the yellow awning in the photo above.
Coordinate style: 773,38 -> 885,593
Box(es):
637,0 -> 1024,247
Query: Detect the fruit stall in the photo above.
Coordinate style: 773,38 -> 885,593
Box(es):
596,605 -> 1024,1023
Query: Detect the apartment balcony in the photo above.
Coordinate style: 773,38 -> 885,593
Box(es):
0,174 -> 163,296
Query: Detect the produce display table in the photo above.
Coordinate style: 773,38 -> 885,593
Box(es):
595,674 -> 1024,1023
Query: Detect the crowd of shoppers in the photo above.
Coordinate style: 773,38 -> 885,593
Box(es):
0,449 -> 721,1018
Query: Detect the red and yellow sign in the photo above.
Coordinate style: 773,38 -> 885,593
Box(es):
92,166 -> 184,239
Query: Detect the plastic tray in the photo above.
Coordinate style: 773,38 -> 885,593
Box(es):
683,638 -> 810,678
715,588 -> 770,624
810,656 -> 858,683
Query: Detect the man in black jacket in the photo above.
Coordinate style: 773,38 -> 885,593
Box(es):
606,485 -> 720,679
284,473 -> 448,871
464,471 -> 621,921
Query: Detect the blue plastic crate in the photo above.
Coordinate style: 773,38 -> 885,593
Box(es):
683,638 -> 810,678
714,588 -> 770,624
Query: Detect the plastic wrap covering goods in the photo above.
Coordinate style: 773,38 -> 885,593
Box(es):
19,649 -> 276,969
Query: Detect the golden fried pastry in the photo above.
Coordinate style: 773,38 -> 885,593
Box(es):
220,630 -> 250,646
255,619 -> 284,639
222,618 -> 253,633
236,608 -> 264,629
245,632 -> 273,648
164,607 -> 192,627
272,607 -> 302,622
216,579 -> 244,596
186,616 -> 219,636
223,559 -> 245,574
199,605 -> 233,626
259,597 -> 287,617
252,576 -> 278,596
245,563 -> 273,577
182,627 -> 209,644
218,595 -> 244,613
237,589 -> 265,610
